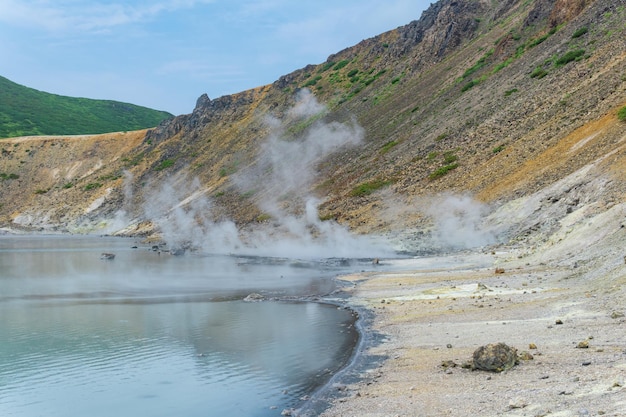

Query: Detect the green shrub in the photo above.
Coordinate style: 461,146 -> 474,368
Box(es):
492,145 -> 505,153
320,61 -> 335,72
462,49 -> 494,79
572,26 -> 588,38
347,69 -> 359,78
155,159 -> 175,171
504,88 -> 518,96
618,106 -> 626,121
303,75 -> 322,87
380,140 -> 398,153
443,152 -> 458,164
350,179 -> 392,197
555,49 -> 585,67
429,163 -> 459,180
530,67 -> 549,78
461,79 -> 480,92
333,60 -> 350,70
63,182 -> 73,189
492,57 -> 514,74
0,173 -> 19,180
84,182 -> 102,191
528,32 -> 550,48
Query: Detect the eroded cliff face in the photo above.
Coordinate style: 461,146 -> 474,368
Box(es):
1,0 -> 625,250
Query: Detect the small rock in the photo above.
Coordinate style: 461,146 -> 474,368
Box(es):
446,343 -> 453,349
243,293 -> 265,302
508,397 -> 527,409
582,361 -> 592,366
529,343 -> 538,349
495,267 -> 505,274
100,253 -> 115,260
611,311 -> 625,319
441,360 -> 457,368
281,408 -> 295,416
576,340 -> 589,349
519,351 -> 534,360
555,319 -> 564,325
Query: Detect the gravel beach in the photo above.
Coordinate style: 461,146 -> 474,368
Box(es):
318,200 -> 626,417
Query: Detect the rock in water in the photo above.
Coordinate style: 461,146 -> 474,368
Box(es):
472,343 -> 519,372
243,293 -> 265,302
100,253 -> 115,260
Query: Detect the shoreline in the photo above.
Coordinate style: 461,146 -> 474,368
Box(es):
314,241 -> 626,417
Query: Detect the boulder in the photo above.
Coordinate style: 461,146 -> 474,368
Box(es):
472,342 -> 519,372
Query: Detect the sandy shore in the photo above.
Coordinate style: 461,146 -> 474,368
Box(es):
316,236 -> 625,416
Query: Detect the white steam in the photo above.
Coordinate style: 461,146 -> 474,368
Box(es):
232,89 -> 386,258
137,89 -> 390,258
424,194 -> 496,250
143,176 -> 243,253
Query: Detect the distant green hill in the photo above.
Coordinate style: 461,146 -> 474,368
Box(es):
0,75 -> 173,138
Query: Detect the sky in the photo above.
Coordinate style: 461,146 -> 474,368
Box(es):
0,1 -> 431,115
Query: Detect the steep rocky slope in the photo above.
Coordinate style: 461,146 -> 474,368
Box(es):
1,0 -> 625,252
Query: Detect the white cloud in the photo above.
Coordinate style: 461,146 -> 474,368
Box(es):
0,0 -> 215,33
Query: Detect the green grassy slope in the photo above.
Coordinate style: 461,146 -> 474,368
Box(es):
0,76 -> 173,138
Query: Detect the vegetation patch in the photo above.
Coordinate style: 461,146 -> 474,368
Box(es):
319,61 -> 336,72
443,151 -> 458,164
572,26 -> 588,38
554,49 -> 585,67
530,67 -> 549,79
84,182 -> 103,191
155,159 -> 175,171
303,75 -> 323,87
618,106 -> 626,121
528,27 -> 557,49
429,163 -> 459,180
0,75 -> 172,138
492,57 -> 514,74
427,151 -> 439,161
0,173 -> 19,180
462,49 -> 494,79
122,152 -> 145,167
461,79 -> 480,92
380,140 -> 399,153
492,144 -> 505,153
363,69 -> 387,86
333,60 -> 350,71
504,88 -> 518,96
350,179 -> 393,197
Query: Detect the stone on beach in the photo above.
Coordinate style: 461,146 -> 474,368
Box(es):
472,342 -> 519,372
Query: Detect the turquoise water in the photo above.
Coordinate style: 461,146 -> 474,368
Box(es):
0,236 -> 360,416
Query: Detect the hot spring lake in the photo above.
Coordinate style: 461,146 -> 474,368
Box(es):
0,235 -> 386,417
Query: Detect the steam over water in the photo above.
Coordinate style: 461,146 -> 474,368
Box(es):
0,236 -> 368,416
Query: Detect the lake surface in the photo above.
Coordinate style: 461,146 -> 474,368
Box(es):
0,235 -> 367,416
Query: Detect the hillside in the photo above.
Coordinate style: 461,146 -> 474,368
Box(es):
0,76 -> 173,138
0,0 -> 624,252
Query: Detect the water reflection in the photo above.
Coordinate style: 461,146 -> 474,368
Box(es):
0,236 -> 360,417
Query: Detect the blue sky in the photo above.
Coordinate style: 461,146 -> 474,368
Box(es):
0,1 -> 431,115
